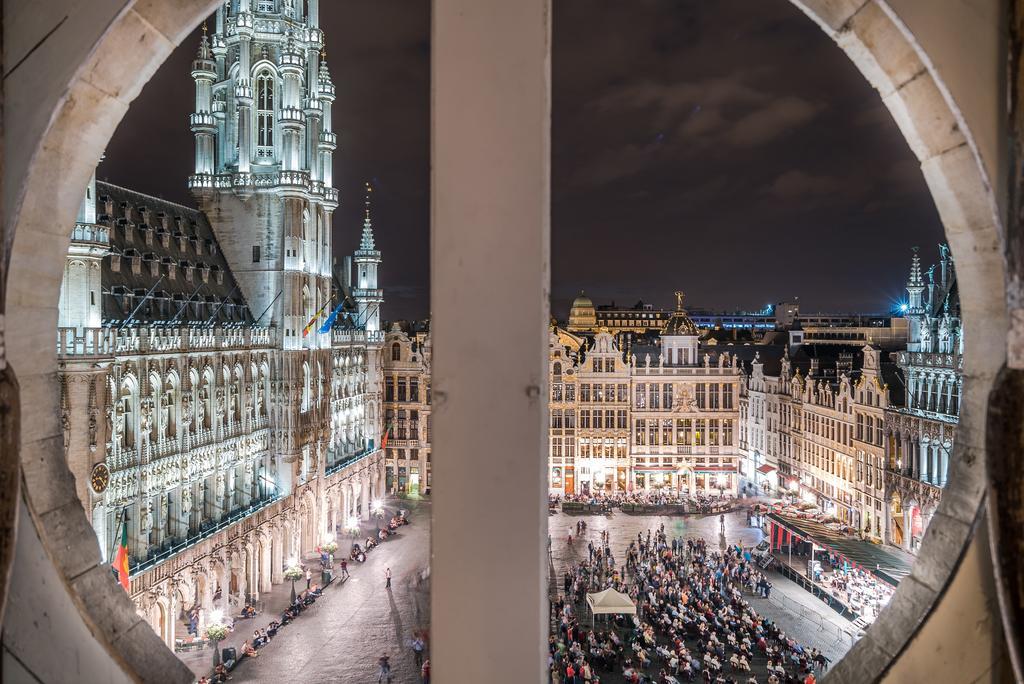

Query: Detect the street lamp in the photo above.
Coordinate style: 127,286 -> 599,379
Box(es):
284,556 -> 303,604
204,608 -> 230,668
372,498 -> 385,532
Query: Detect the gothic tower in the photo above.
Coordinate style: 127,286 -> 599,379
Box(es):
189,0 -> 336,352
906,247 -> 926,352
59,169 -> 108,332
354,183 -> 383,332
189,0 -> 338,493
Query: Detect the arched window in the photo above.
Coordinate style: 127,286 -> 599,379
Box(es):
301,362 -> 311,412
255,70 -> 275,159
392,343 -> 401,362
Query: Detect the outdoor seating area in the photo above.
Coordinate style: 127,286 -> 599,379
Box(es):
766,512 -> 909,625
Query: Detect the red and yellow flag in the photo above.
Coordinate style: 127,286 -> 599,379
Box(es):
380,421 -> 393,450
113,512 -> 130,591
302,299 -> 333,337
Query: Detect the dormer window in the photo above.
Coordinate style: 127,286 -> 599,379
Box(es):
120,219 -> 134,243
142,225 -> 153,246
200,264 -> 211,283
110,253 -> 121,272
158,229 -> 170,248
125,249 -> 142,275
162,257 -> 176,280
144,253 -> 159,277
257,0 -> 275,11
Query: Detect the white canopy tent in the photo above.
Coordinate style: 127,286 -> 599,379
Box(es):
586,588 -> 636,616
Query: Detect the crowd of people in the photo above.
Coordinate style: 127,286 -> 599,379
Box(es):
550,525 -> 827,683
553,492 -> 738,513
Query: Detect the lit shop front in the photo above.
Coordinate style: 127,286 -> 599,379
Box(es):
693,468 -> 737,497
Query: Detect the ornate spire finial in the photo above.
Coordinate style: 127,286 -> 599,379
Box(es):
675,290 -> 685,311
359,181 -> 377,251
908,246 -> 924,288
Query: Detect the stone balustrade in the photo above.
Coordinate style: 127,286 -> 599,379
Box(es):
57,326 -> 277,358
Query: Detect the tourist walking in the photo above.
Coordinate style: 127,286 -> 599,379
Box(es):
385,567 -> 392,589
305,567 -> 312,589
377,654 -> 392,683
340,558 -> 349,579
420,658 -> 430,684
412,633 -> 425,666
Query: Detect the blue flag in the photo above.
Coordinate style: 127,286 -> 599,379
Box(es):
318,301 -> 345,333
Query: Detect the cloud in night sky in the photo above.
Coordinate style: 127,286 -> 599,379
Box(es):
102,0 -> 943,322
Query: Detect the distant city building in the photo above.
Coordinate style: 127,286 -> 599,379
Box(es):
56,5 -> 387,649
550,293 -> 743,496
381,322 -> 433,494
737,246 -> 961,555
567,293 -> 668,334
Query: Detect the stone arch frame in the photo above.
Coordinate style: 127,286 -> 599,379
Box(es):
0,0 -> 1007,682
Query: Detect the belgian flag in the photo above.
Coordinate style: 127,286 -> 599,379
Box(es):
113,510 -> 130,591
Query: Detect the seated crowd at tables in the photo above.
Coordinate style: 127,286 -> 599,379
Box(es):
550,526 -> 826,683
554,492 -> 738,510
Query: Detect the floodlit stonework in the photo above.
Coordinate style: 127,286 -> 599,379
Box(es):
0,1 -> 1017,682
52,2 -> 388,650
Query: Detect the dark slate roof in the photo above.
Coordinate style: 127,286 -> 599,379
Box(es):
880,361 -> 906,406
97,182 -> 252,326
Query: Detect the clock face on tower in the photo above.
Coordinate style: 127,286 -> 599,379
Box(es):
90,463 -> 110,494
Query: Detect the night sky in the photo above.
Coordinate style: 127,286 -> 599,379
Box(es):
102,0 -> 943,323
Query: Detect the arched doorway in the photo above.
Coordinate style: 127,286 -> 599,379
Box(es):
0,1 -> 1008,682
890,490 -> 905,548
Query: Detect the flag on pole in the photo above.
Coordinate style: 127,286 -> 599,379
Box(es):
381,421 -> 393,450
318,300 -> 346,334
113,509 -> 130,591
302,299 -> 333,337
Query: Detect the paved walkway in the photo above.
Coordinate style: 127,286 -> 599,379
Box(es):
176,498 -> 430,683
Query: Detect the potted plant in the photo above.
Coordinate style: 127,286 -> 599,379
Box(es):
204,610 -> 230,667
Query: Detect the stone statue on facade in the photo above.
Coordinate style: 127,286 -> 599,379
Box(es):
113,403 -> 126,450
140,400 -> 153,446
140,503 -> 153,533
215,473 -> 225,502
181,487 -> 192,515
196,392 -> 206,430
88,407 -> 99,453
61,411 -> 71,453
703,353 -> 711,368
159,400 -> 169,440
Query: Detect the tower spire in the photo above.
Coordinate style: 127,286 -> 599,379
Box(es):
360,181 -> 376,251
908,246 -> 924,288
354,180 -> 383,332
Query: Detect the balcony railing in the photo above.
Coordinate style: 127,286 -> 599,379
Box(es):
57,326 -> 276,358
71,223 -> 110,245
325,444 -> 376,477
130,493 -> 281,575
